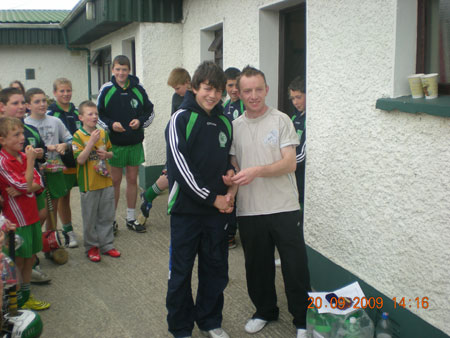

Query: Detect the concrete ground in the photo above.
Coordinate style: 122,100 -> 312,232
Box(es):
33,184 -> 297,338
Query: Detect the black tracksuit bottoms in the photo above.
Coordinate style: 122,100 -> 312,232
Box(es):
238,210 -> 311,329
166,212 -> 229,337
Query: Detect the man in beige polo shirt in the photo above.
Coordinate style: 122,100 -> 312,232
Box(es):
229,66 -> 310,338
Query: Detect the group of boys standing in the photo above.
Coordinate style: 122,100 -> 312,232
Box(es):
0,56 -> 309,338
0,55 -> 154,314
164,61 -> 310,338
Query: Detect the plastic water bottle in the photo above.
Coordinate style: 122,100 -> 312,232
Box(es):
375,312 -> 393,338
312,313 -> 332,338
345,317 -> 360,338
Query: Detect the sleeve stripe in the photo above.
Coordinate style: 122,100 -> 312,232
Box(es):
142,111 -> 155,128
96,82 -> 113,106
169,111 -> 210,199
296,143 -> 306,163
97,119 -> 109,131
10,198 -> 26,226
0,157 -> 28,190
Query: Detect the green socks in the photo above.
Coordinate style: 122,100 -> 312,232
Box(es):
144,183 -> 162,202
63,223 -> 73,233
17,283 -> 30,307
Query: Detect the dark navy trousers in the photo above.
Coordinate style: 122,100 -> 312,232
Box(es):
166,212 -> 229,337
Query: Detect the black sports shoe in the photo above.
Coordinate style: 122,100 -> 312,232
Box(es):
140,193 -> 153,219
113,220 -> 118,236
126,219 -> 146,233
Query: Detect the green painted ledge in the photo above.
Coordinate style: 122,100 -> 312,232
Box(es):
138,164 -> 165,190
307,246 -> 449,338
376,95 -> 450,117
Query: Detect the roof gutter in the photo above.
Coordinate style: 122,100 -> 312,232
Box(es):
59,0 -> 88,28
62,27 -> 92,100
0,23 -> 61,29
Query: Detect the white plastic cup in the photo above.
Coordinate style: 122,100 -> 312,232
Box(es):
408,74 -> 424,98
421,73 -> 439,99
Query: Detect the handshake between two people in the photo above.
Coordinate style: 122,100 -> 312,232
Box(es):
214,166 -> 258,214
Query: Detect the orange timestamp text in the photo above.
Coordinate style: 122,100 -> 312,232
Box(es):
308,296 -> 430,310
308,296 -> 384,310
393,297 -> 429,309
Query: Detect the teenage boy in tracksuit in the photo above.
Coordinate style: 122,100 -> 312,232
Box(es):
47,77 -> 81,248
97,55 -> 154,234
166,61 -> 235,338
288,76 -> 306,226
223,67 -> 245,122
222,67 -> 245,249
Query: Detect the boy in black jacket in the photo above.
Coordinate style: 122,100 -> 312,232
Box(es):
166,61 -> 235,338
288,76 -> 306,224
97,55 -> 154,233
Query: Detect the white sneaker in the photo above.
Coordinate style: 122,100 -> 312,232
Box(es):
201,328 -> 229,338
245,318 -> 268,334
64,230 -> 78,248
296,328 -> 307,338
275,258 -> 281,266
31,265 -> 51,284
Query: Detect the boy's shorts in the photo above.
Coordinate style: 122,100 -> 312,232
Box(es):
110,143 -> 145,168
63,173 -> 78,191
15,222 -> 42,258
36,191 -> 46,211
46,171 -> 68,199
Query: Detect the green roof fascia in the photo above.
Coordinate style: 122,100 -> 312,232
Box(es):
0,27 -> 65,45
0,10 -> 69,24
376,95 -> 450,117
63,0 -> 182,45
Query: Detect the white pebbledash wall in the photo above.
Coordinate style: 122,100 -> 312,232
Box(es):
0,45 -> 88,105
306,0 -> 450,335
181,0 -> 449,334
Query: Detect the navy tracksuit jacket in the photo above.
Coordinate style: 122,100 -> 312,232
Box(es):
165,90 -> 232,337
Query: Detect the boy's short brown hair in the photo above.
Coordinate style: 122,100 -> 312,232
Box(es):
112,55 -> 131,69
237,65 -> 267,90
78,100 -> 97,115
53,78 -> 72,92
224,67 -> 241,81
288,76 -> 305,94
191,61 -> 226,92
167,68 -> 191,87
25,88 -> 46,103
0,88 -> 24,105
0,117 -> 23,137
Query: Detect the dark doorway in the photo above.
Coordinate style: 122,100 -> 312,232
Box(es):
279,3 -> 306,115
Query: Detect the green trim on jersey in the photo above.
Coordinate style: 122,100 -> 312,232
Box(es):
104,86 -> 117,108
186,112 -> 198,140
104,86 -> 143,109
131,87 -> 144,105
218,115 -> 232,139
223,99 -> 244,114
167,181 -> 180,215
291,114 -> 297,122
24,124 -> 41,143
54,102 -> 79,117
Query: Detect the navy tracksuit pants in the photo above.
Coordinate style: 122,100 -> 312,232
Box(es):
166,213 -> 229,338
